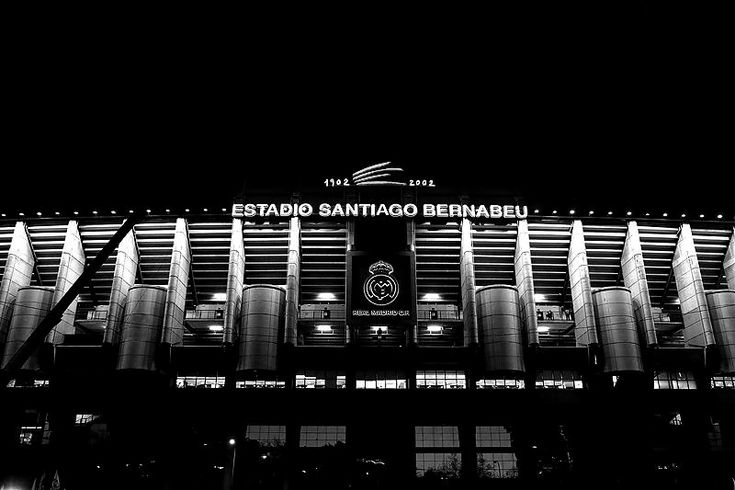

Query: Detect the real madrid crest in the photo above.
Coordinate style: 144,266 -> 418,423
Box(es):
363,260 -> 400,306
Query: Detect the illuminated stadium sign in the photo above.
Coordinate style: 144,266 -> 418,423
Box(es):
232,203 -> 528,219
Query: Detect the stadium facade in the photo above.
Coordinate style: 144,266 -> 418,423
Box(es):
1,183 -> 734,489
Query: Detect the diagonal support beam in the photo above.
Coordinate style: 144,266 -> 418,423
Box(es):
0,213 -> 144,379
130,226 -> 144,283
660,264 -> 675,308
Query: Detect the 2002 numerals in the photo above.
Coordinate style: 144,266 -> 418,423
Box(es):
324,178 -> 436,187
409,180 -> 436,187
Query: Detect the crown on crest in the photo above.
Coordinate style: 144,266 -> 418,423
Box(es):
369,260 -> 393,275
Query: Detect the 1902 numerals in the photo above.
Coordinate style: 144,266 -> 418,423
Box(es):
324,178 -> 350,187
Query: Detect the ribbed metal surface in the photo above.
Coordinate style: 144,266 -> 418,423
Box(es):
0,222 -> 34,352
46,220 -> 85,344
1,286 -> 54,371
284,217 -> 300,346
514,220 -> 539,346
674,224 -> 716,347
705,290 -> 735,374
237,284 -> 285,373
103,230 -> 138,345
460,219 -> 479,346
621,221 -> 657,346
223,218 -> 244,345
592,286 -> 644,373
116,285 -> 167,371
568,220 -> 599,346
475,285 -> 525,373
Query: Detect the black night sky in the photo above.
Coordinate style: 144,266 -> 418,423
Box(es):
3,4 -> 731,219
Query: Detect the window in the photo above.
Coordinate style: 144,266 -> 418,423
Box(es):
535,370 -> 583,389
708,416 -> 723,450
476,426 -> 512,448
235,380 -> 286,389
415,426 -> 461,479
476,426 -> 517,479
415,426 -> 460,448
477,452 -> 518,479
654,371 -> 697,390
416,370 -> 466,389
176,376 -> 226,389
19,426 -> 42,446
299,426 -> 346,448
295,370 -> 346,389
74,414 -> 98,426
6,378 -> 49,388
476,378 -> 525,390
415,453 -> 461,478
356,370 -> 407,389
710,375 -> 735,389
246,425 -> 286,447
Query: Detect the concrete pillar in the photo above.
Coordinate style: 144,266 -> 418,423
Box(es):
567,221 -> 598,346
161,218 -> 191,346
284,216 -> 301,346
45,220 -> 86,344
103,228 -> 138,345
0,222 -> 34,348
673,224 -> 715,347
514,220 -> 538,346
460,218 -> 479,346
223,218 -> 244,346
621,221 -> 658,347
724,228 -> 735,290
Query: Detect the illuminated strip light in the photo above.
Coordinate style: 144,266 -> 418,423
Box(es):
352,161 -> 392,178
353,168 -> 405,182
355,181 -> 407,187
353,172 -> 394,183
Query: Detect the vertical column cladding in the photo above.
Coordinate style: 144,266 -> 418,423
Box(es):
284,217 -> 301,346
116,285 -> 167,372
514,220 -> 539,346
460,218 -> 479,346
161,218 -> 191,346
237,285 -> 286,373
1,286 -> 55,371
621,221 -> 658,347
0,222 -> 34,351
46,220 -> 86,344
705,290 -> 735,374
223,218 -> 245,346
723,229 -> 735,290
475,285 -> 525,373
592,287 -> 644,374
568,220 -> 599,346
673,224 -> 716,347
103,229 -> 139,345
